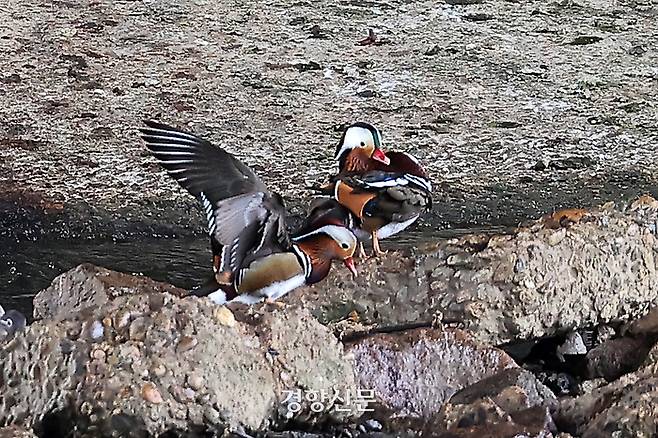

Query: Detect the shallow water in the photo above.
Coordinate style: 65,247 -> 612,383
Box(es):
0,224 -> 511,318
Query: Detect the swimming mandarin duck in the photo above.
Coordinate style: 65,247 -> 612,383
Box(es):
321,122 -> 432,256
140,121 -> 358,305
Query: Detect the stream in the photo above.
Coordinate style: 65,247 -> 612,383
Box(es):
0,224 -> 511,318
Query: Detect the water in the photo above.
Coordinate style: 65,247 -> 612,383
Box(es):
0,224 -> 511,318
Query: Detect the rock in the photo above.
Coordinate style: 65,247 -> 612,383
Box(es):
425,369 -> 556,437
625,306 -> 658,336
289,200 -> 658,346
259,307 -> 360,425
556,331 -> 587,361
141,382 -> 164,404
427,401 -> 554,438
0,426 -> 37,438
555,348 -> 658,437
586,337 -> 654,381
214,306 -> 236,327
347,328 -> 516,422
0,266 -> 360,436
33,263 -> 185,320
448,368 -> 557,413
580,377 -> 658,438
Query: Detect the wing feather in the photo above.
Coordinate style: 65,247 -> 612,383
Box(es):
140,121 -> 293,276
140,120 -> 268,204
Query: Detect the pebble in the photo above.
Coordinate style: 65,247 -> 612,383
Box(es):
177,336 -> 198,353
141,382 -> 164,404
151,363 -> 167,377
365,419 -> 382,431
548,228 -> 567,246
170,385 -> 196,403
90,320 -> 104,341
214,306 -> 236,327
129,317 -> 148,341
203,406 -> 221,423
90,348 -> 106,361
187,372 -> 204,391
114,310 -> 135,330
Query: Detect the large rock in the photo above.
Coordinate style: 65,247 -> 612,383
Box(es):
290,200 -> 658,345
427,369 -> 557,437
585,336 -> 654,381
1,266 -> 360,436
0,427 -> 37,438
427,403 -> 555,438
347,328 -> 517,423
447,368 -> 556,412
555,346 -> 658,437
33,263 -> 186,320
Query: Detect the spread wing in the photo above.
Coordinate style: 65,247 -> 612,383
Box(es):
139,120 -> 268,204
203,192 -> 291,274
140,121 -> 292,274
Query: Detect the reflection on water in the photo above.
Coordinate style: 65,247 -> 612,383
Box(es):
0,224 -> 512,317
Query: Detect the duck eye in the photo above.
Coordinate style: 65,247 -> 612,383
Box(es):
4,319 -> 11,327
360,141 -> 366,147
341,243 -> 349,249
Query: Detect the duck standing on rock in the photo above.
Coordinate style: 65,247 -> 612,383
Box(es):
140,121 -> 358,305
319,122 -> 432,256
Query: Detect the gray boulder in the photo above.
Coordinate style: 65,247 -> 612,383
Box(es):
289,199 -> 658,346
347,328 -> 517,423
32,263 -> 186,320
1,266 -> 360,436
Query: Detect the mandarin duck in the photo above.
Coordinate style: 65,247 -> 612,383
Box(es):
140,121 -> 358,305
321,122 -> 432,255
0,304 -> 26,340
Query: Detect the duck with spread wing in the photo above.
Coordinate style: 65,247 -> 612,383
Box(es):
140,121 -> 358,305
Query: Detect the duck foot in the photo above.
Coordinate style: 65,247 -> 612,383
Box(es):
357,242 -> 367,259
371,232 -> 388,256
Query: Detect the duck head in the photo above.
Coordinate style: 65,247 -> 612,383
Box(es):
0,309 -> 26,338
293,224 -> 358,283
335,122 -> 390,171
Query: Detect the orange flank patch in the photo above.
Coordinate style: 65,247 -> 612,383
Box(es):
336,181 -> 376,218
215,271 -> 233,285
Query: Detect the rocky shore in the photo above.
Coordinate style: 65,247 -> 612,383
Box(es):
2,0 -> 658,436
3,199 -> 658,437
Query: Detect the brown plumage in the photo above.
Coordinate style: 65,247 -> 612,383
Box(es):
323,122 -> 432,256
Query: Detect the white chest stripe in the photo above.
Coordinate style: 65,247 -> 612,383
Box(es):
292,244 -> 312,277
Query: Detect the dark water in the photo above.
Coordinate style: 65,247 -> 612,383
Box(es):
0,225 -> 510,318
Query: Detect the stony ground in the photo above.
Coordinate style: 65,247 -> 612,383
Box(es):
1,0 -> 657,238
